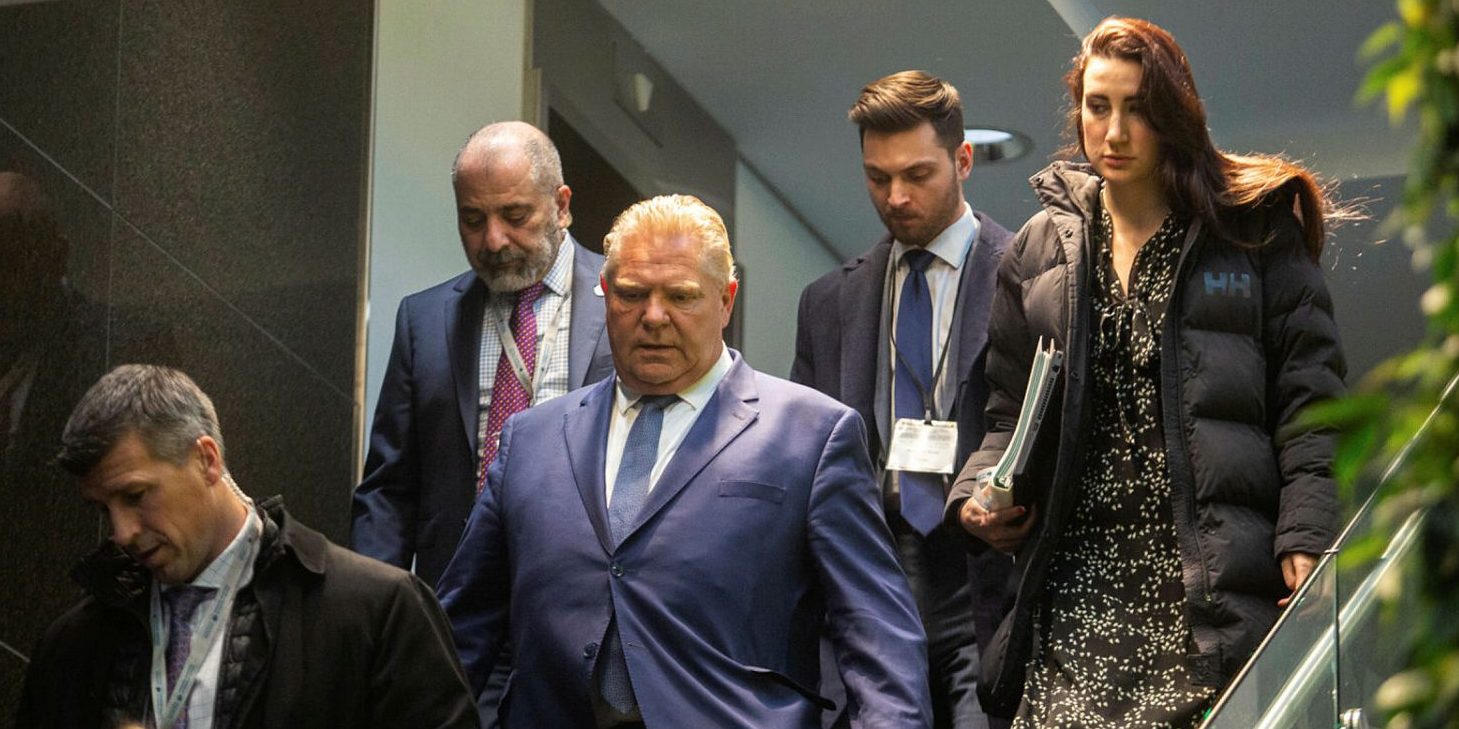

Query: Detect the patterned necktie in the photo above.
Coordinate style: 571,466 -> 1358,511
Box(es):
598,394 -> 678,715
895,248 -> 943,535
163,585 -> 218,729
478,282 -> 546,493
608,394 -> 678,545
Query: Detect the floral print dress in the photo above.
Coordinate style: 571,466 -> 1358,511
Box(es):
1013,200 -> 1216,728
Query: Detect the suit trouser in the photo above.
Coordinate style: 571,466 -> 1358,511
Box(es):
821,515 -> 994,729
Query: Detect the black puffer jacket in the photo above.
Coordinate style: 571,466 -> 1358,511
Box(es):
944,162 -> 1346,716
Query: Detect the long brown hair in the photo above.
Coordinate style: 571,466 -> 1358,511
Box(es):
1064,17 -> 1333,260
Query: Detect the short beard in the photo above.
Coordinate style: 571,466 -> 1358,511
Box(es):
478,223 -> 563,293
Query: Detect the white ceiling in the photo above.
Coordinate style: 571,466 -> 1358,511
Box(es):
597,0 -> 1410,258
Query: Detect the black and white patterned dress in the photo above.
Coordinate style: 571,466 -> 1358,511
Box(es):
1013,201 -> 1216,728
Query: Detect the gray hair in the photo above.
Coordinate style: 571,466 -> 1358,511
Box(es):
450,121 -> 565,196
57,365 -> 225,476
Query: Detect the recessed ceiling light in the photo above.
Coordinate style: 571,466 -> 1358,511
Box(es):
965,127 -> 1032,164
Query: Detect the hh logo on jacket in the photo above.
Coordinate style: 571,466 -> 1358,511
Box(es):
1203,272 -> 1252,298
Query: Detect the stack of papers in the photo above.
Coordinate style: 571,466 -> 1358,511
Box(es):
974,336 -> 1063,511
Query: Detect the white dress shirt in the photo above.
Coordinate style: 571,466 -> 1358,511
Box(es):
604,347 -> 733,503
153,500 -> 262,729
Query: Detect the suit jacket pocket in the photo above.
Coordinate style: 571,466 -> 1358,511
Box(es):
743,664 -> 835,710
718,480 -> 785,504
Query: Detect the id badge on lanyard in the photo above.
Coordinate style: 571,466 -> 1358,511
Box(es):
884,241 -> 968,477
885,417 -> 958,474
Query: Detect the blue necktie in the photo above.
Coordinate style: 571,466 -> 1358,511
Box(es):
599,394 -> 677,714
895,249 -> 943,535
608,394 -> 677,545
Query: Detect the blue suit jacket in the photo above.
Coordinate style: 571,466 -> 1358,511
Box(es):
790,213 -> 1015,653
351,238 -> 614,587
436,354 -> 932,729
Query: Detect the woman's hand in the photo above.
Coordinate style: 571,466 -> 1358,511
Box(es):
1278,551 -> 1320,608
959,498 -> 1038,553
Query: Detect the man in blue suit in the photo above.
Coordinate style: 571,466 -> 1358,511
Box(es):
351,121 -> 614,725
792,71 -> 1015,729
437,194 -> 931,728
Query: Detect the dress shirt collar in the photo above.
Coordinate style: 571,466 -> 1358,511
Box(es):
892,202 -> 977,270
183,493 -> 262,591
541,233 -> 575,297
613,346 -> 732,416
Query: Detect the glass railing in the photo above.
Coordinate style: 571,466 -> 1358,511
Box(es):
1200,373 -> 1458,729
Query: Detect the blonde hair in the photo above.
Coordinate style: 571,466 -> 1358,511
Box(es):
602,195 -> 737,285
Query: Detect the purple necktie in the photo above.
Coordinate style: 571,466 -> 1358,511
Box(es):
478,282 -> 546,492
164,585 -> 217,729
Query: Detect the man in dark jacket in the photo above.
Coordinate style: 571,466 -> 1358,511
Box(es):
17,364 -> 479,729
792,70 -> 1015,729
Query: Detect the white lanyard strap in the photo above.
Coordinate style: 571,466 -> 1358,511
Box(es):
490,287 -> 570,399
148,521 -> 257,728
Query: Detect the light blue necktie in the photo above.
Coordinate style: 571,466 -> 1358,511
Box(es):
599,394 -> 677,714
895,249 -> 944,535
608,394 -> 677,545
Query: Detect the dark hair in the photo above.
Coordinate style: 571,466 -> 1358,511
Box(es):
849,70 -> 965,154
0,171 -> 66,266
1064,17 -> 1337,259
57,365 -> 224,476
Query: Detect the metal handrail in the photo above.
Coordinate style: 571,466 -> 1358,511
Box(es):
1201,369 -> 1459,727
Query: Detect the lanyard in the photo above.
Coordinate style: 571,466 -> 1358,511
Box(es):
887,235 -> 974,422
490,286 -> 570,400
147,517 -> 257,729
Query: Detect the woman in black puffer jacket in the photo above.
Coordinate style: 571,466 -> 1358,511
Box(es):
944,17 -> 1347,728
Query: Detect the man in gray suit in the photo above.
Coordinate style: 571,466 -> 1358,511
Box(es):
351,121 -> 614,726
792,71 -> 1015,729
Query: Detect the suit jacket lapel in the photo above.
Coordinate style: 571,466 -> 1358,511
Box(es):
625,355 -> 759,544
566,234 -> 607,388
953,218 -> 1000,396
447,274 -> 487,455
564,377 -> 617,554
839,237 -> 892,449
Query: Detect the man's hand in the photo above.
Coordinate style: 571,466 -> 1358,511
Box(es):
958,498 -> 1037,554
1278,551 -> 1320,608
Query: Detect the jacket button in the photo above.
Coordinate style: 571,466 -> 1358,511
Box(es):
583,642 -> 598,658
610,563 -> 624,577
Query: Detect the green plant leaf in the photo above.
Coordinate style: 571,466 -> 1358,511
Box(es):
1361,54 -> 1414,102
1361,21 -> 1406,60
1390,64 -> 1426,124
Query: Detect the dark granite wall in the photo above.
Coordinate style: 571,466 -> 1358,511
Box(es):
0,1 -> 372,722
